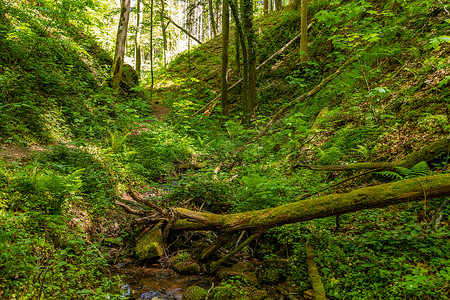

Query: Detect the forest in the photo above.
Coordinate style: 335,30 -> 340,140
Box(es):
0,0 -> 449,299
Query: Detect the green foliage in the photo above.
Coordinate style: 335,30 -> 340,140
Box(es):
377,161 -> 431,181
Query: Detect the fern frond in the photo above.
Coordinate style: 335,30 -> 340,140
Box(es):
409,161 -> 430,178
376,171 -> 404,181
394,166 -> 412,178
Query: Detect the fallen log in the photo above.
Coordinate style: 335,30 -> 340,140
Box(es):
169,173 -> 450,233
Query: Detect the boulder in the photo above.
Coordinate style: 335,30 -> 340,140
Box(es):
135,227 -> 164,260
182,286 -> 207,300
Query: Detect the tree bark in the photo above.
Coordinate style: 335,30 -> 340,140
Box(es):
264,0 -> 269,14
208,0 -> 218,38
111,0 -> 131,88
300,0 -> 308,62
221,0 -> 230,115
150,0 -> 154,99
166,173 -> 450,233
230,0 -> 248,115
135,0 -> 142,81
160,0 -> 167,67
242,0 -> 257,122
275,0 -> 282,11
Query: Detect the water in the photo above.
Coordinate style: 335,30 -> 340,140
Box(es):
113,263 -> 214,300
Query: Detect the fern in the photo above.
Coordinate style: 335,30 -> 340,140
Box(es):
409,161 -> 431,178
377,161 -> 431,181
376,171 -> 404,181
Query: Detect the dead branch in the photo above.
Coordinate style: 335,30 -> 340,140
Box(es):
165,17 -> 202,45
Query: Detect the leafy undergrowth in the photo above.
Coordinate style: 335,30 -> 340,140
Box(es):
0,0 -> 449,299
149,0 -> 449,298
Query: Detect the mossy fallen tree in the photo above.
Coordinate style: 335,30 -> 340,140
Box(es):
117,173 -> 450,267
168,173 -> 450,233
294,138 -> 449,172
118,173 -> 450,235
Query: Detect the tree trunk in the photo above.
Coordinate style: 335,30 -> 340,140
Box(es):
275,0 -> 282,11
135,0 -> 142,81
160,0 -> 167,67
209,0 -> 218,37
167,173 -> 450,233
111,0 -> 131,88
292,0 -> 301,10
150,0 -> 154,98
230,0 -> 248,114
300,0 -> 308,62
221,0 -> 230,115
264,0 -> 269,14
242,0 -> 257,122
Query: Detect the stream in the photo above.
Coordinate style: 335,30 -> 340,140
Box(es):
113,262 -> 215,300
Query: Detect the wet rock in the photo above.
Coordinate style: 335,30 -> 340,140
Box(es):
182,286 -> 207,300
171,261 -> 201,275
135,227 -> 164,260
217,261 -> 258,286
169,252 -> 201,275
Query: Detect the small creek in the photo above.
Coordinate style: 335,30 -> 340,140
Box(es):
113,263 -> 215,300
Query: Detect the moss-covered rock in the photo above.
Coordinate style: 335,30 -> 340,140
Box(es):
182,286 -> 207,300
172,261 -> 201,275
217,261 -> 258,286
258,259 -> 290,284
135,227 -> 164,260
210,286 -> 234,300
169,251 -> 201,275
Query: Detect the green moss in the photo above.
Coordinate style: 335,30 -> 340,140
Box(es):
135,228 -> 164,260
183,286 -> 207,300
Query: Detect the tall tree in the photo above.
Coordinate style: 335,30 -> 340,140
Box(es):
160,0 -> 167,67
242,0 -> 257,122
300,0 -> 308,62
135,0 -> 143,81
263,0 -> 269,14
208,0 -> 218,37
221,0 -> 230,115
150,0 -> 154,99
230,0 -> 248,108
111,0 -> 131,88
274,0 -> 282,11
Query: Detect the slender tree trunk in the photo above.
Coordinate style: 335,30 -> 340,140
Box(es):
111,0 -> 131,88
135,0 -> 142,81
230,0 -> 247,103
300,0 -> 308,62
242,0 -> 257,122
221,0 -> 230,115
150,0 -> 154,99
209,0 -> 217,38
292,0 -> 301,10
160,0 -> 167,67
275,0 -> 282,11
264,0 -> 269,14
